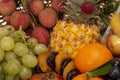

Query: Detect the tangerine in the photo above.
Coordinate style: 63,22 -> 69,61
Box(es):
72,73 -> 103,80
74,43 -> 113,73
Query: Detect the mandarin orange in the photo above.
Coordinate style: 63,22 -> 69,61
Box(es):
74,43 -> 113,73
72,73 -> 103,80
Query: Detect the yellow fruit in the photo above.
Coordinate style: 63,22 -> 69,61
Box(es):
55,53 -> 69,73
107,35 -> 120,56
63,61 -> 75,80
110,13 -> 120,37
50,21 -> 101,58
38,52 -> 51,72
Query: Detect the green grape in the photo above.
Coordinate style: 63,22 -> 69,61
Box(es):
3,25 -> 15,35
22,54 -> 38,68
27,38 -> 38,49
0,27 -> 9,40
0,36 -> 15,51
29,49 -> 35,55
19,65 -> 32,80
0,48 -> 5,62
6,59 -> 21,75
17,57 -> 23,65
1,61 -> 7,73
10,31 -> 23,43
33,44 -> 48,55
10,30 -> 27,43
5,51 -> 17,61
5,74 -> 20,80
13,43 -> 29,56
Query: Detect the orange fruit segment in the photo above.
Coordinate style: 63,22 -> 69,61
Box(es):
74,43 -> 113,73
72,73 -> 103,80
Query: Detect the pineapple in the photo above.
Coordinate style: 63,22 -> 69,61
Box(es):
49,0 -> 119,58
50,21 -> 101,58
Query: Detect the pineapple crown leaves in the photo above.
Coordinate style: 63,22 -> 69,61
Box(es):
64,0 -> 100,24
63,0 -> 119,25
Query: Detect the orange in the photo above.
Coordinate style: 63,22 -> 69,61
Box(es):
74,43 -> 113,73
72,73 -> 103,80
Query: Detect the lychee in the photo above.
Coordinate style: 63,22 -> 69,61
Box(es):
25,28 -> 33,37
38,8 -> 58,28
51,0 -> 65,13
3,16 -> 11,25
29,0 -> 44,17
0,0 -> 16,16
10,11 -> 30,30
32,27 -> 50,45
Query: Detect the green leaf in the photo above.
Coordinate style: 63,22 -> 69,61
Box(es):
87,60 -> 113,77
96,0 -> 113,4
102,3 -> 119,15
99,13 -> 110,26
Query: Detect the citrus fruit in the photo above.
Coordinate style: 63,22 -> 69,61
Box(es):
72,73 -> 103,80
74,43 -> 113,73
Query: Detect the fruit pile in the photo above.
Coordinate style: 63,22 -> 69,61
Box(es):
0,25 -> 50,80
0,0 -> 120,80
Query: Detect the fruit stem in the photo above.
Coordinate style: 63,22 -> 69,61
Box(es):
20,0 -> 37,29
19,25 -> 28,45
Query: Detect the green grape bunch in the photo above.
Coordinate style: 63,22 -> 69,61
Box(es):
0,25 -> 48,80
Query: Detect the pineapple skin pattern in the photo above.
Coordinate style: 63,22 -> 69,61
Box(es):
50,21 -> 101,58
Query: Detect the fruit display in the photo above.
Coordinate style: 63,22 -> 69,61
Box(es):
0,26 -> 49,80
0,0 -> 120,80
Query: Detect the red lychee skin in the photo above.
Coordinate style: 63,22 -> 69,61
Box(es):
51,0 -> 65,13
57,75 -> 64,80
32,27 -> 50,45
25,28 -> 33,37
38,8 -> 58,28
0,0 -> 16,16
3,16 -> 11,25
29,0 -> 44,17
10,11 -> 30,30
29,73 -> 47,80
80,2 -> 95,14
